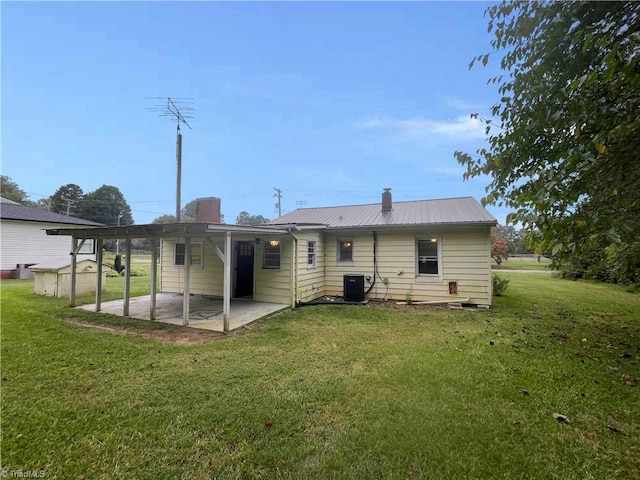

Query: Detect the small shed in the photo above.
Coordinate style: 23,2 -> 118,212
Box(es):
31,258 -> 107,298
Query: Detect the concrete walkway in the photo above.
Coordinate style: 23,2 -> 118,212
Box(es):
77,293 -> 290,332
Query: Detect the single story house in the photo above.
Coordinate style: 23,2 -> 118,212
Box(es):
46,190 -> 496,332
0,196 -> 103,279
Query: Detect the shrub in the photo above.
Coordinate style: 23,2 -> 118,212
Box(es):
604,241 -> 640,286
493,274 -> 510,296
114,255 -> 124,273
119,267 -> 147,277
105,269 -> 120,278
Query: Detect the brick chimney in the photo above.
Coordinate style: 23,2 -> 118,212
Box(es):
195,197 -> 221,223
382,188 -> 392,213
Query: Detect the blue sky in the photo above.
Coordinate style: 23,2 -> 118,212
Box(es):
2,1 -> 507,225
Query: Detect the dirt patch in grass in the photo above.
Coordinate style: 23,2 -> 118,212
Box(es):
64,318 -> 237,345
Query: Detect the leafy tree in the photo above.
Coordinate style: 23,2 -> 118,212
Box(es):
50,184 -> 84,216
33,198 -> 51,211
1,175 -> 29,203
494,225 -> 532,255
182,200 -> 197,223
77,185 -> 134,226
235,211 -> 269,226
491,234 -> 509,264
151,200 -> 224,224
456,1 -> 640,265
152,214 -> 178,224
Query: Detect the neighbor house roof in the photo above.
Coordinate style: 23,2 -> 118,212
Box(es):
269,196 -> 497,229
0,197 -> 104,226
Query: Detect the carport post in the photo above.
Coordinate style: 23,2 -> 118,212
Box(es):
95,238 -> 103,312
150,237 -> 158,320
70,237 -> 78,307
223,232 -> 231,333
182,236 -> 191,326
123,238 -> 132,316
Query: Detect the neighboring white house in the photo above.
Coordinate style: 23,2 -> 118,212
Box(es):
0,197 -> 102,278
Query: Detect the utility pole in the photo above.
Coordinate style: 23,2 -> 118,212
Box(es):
273,187 -> 283,218
146,97 -> 194,222
62,195 -> 74,216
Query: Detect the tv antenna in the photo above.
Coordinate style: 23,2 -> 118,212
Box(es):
146,97 -> 195,222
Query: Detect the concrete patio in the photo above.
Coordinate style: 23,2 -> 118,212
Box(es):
77,293 -> 290,332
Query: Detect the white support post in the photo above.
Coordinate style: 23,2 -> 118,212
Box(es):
70,237 -> 78,307
182,237 -> 191,326
290,234 -> 297,307
95,238 -> 103,312
223,232 -> 232,333
150,237 -> 158,320
123,238 -> 132,316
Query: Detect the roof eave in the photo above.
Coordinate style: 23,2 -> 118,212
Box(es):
46,223 -> 288,239
322,221 -> 497,230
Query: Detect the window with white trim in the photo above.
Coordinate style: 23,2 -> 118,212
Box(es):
174,242 -> 203,267
338,239 -> 353,263
307,241 -> 316,267
416,238 -> 440,275
78,239 -> 96,254
263,239 -> 281,269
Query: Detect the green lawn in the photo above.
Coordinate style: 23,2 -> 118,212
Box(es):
1,275 -> 639,479
493,256 -> 551,271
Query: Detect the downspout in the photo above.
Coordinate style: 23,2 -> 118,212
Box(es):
365,231 -> 377,296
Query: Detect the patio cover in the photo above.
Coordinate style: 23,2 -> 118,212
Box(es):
46,223 -> 291,332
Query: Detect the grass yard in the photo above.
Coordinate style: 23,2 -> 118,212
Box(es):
493,256 -> 551,271
1,274 -> 639,479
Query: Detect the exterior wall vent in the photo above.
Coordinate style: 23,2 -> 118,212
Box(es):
195,197 -> 222,223
382,188 -> 392,213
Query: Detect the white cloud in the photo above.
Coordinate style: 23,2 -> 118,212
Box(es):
355,114 -> 486,142
444,97 -> 485,113
433,167 -> 465,176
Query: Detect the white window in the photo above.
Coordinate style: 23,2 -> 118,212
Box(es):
338,239 -> 353,263
263,239 -> 281,269
174,242 -> 203,267
307,241 -> 316,267
416,238 -> 441,275
78,239 -> 95,254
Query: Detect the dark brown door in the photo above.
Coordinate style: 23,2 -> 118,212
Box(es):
235,241 -> 254,298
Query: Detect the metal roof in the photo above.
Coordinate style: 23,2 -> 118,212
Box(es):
0,198 -> 104,226
46,222 -> 289,239
30,257 -> 100,271
269,197 -> 496,229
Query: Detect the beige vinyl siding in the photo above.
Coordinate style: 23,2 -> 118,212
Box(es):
160,239 -> 225,295
254,236 -> 292,304
323,227 -> 492,305
294,231 -> 325,302
32,260 -> 106,297
324,232 -> 375,296
1,220 -> 94,270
